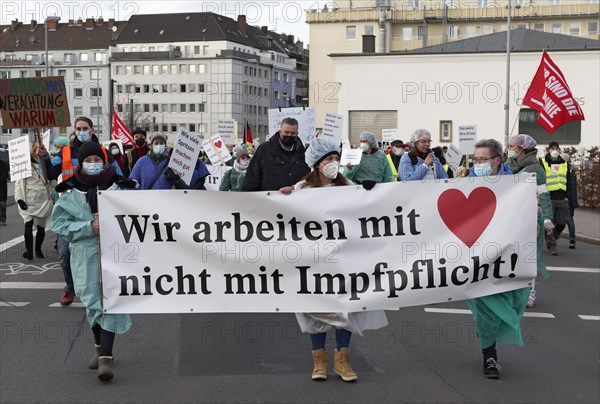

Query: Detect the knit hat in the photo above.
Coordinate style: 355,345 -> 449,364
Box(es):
132,128 -> 147,137
235,147 -> 249,161
391,139 -> 404,148
305,138 -> 340,168
78,141 -> 106,163
548,141 -> 560,149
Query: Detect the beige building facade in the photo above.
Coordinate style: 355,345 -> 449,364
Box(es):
307,0 -> 600,128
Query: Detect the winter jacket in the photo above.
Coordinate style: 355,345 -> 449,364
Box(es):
219,163 -> 246,192
129,152 -> 186,190
15,162 -> 53,228
398,152 -> 449,181
0,159 -> 8,202
566,169 -> 579,210
122,144 -> 148,178
242,133 -> 310,192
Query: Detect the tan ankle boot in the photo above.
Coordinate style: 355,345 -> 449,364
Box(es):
88,345 -> 101,369
97,356 -> 114,381
312,348 -> 328,380
334,348 -> 357,382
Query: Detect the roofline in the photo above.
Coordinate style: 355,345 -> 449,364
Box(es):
329,48 -> 600,57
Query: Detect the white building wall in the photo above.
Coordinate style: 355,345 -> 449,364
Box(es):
333,51 -> 599,148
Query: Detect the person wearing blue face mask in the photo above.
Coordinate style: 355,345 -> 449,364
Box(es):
468,139 -> 512,178
51,141 -> 136,382
129,133 -> 188,190
36,116 -> 123,307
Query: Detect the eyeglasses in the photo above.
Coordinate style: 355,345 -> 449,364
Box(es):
418,139 -> 432,144
472,157 -> 496,164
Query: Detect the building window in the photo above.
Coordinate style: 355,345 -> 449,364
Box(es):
189,104 -> 196,112
94,52 -> 103,62
152,84 -> 159,93
143,65 -> 150,75
143,84 -> 150,93
346,26 -> 357,40
199,103 -> 206,112
189,64 -> 197,74
90,88 -> 102,97
534,23 -> 544,31
569,22 -> 580,36
171,124 -> 177,133
516,23 -> 527,29
25,54 -> 33,61
162,124 -> 168,132
274,71 -> 280,81
59,69 -> 67,77
275,91 -> 280,100
589,21 -> 599,35
90,107 -> 103,116
91,69 -> 101,80
478,0 -> 489,7
189,124 -> 196,132
170,104 -> 177,113
171,65 -> 178,75
482,24 -> 494,34
115,66 -> 123,75
161,104 -> 168,113
161,84 -> 168,93
117,85 -> 123,93
74,88 -> 83,97
64,53 -> 74,63
552,22 -> 562,34
180,84 -> 186,93
35,70 -> 43,77
417,25 -> 428,39
179,64 -> 187,74
80,52 -> 89,62
153,65 -> 160,75
144,104 -> 150,113
519,108 -> 580,144
283,73 -> 289,83
198,64 -> 206,74
180,104 -> 186,113
465,25 -> 476,38
189,83 -> 196,93
134,65 -> 142,74
448,26 -> 459,38
365,25 -> 374,35
74,106 -> 83,115
198,84 -> 205,93
170,84 -> 177,93
194,45 -> 200,54
161,65 -> 168,74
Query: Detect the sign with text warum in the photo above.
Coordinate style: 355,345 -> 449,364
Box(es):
99,175 -> 537,314
0,76 -> 70,129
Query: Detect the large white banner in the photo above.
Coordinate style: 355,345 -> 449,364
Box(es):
99,175 -> 537,314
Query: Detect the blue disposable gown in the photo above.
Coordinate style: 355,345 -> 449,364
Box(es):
51,188 -> 131,334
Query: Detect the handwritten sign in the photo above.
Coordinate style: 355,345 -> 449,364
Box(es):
201,134 -> 233,166
381,128 -> 398,143
267,107 -> 316,144
168,127 -> 202,185
42,129 -> 51,151
8,136 -> 32,181
322,113 -> 343,144
458,125 -> 477,154
0,76 -> 70,129
340,149 -> 363,166
444,144 -> 463,172
217,119 -> 236,144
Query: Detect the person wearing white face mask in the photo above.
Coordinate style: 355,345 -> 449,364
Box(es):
219,147 -> 250,192
279,137 -> 388,382
51,141 -> 136,382
129,133 -> 187,190
539,141 -> 570,256
506,134 -> 553,309
343,131 -> 396,188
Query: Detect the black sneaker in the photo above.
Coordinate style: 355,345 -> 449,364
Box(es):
569,240 -> 576,249
483,357 -> 501,379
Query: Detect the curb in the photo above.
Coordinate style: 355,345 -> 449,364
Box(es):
560,232 -> 600,246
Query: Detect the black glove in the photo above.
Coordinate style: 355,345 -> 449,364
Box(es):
115,178 -> 138,189
17,199 -> 28,210
164,167 -> 180,182
362,180 -> 376,191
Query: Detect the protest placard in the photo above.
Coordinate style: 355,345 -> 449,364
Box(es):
381,129 -> 398,143
322,113 -> 343,144
340,149 -> 363,166
99,175 -> 537,314
204,163 -> 231,191
217,120 -> 236,144
8,136 -> 32,181
267,107 -> 316,144
0,76 -> 70,129
201,134 -> 232,166
459,125 -> 477,155
42,129 -> 51,151
444,144 -> 463,172
168,127 -> 202,185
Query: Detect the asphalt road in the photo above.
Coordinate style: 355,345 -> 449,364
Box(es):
1,202 -> 598,404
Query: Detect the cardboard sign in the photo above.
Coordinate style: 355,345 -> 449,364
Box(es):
8,136 -> 32,181
340,149 -> 363,166
267,107 -> 316,144
458,125 -> 477,154
42,129 -> 51,151
217,119 -> 236,144
168,127 -> 202,186
444,144 -> 463,172
0,76 -> 71,129
381,129 -> 398,143
202,134 -> 233,166
322,113 -> 343,144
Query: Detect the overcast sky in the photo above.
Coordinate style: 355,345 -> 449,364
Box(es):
2,1 -> 328,44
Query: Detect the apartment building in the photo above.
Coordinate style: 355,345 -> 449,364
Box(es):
0,17 -> 126,145
111,12 -> 307,141
307,0 -> 600,128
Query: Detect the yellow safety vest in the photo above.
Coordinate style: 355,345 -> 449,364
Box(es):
443,164 -> 449,173
386,153 -> 398,182
541,158 -> 567,192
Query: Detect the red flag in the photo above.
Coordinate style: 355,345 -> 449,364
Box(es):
522,51 -> 584,134
111,111 -> 134,146
244,121 -> 253,147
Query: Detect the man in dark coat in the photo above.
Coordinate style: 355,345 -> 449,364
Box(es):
242,117 -> 310,191
0,158 -> 9,226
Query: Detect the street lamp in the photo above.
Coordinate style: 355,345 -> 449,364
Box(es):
44,16 -> 60,76
504,1 -> 522,148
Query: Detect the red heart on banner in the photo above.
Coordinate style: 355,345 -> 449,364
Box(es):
437,187 -> 497,248
214,140 -> 223,149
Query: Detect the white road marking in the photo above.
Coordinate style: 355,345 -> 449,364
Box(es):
547,266 -> 600,274
578,315 -> 600,321
424,307 -> 555,318
48,303 -> 85,308
0,302 -> 30,307
0,236 -> 25,253
0,282 -> 65,289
